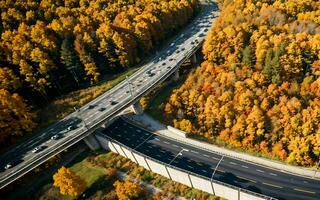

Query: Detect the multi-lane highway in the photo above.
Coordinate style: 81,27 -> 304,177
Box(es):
0,1 -> 219,189
102,118 -> 320,200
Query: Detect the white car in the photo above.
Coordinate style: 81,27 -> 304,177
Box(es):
51,134 -> 61,140
4,163 -> 13,170
32,146 -> 45,153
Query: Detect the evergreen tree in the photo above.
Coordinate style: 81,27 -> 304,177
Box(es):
60,37 -> 82,86
263,49 -> 273,81
242,46 -> 253,67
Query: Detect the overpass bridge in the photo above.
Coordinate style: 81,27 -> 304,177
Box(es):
0,0 -> 219,189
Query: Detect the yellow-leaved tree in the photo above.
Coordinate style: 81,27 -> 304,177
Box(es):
53,166 -> 86,197
114,180 -> 145,200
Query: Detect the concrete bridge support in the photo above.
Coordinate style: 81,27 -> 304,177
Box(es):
83,134 -> 101,150
191,54 -> 197,64
173,69 -> 180,81
130,101 -> 143,115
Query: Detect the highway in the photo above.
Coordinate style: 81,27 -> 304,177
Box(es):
0,1 -> 219,189
102,118 -> 320,200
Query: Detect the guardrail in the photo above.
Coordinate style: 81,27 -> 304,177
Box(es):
96,132 -> 276,200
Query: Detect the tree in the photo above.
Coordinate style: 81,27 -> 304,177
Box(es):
114,180 -> 145,200
53,166 -> 86,197
242,46 -> 253,67
0,89 -> 36,143
60,37 -> 83,85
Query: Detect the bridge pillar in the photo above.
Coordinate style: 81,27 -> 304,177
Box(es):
173,69 -> 179,81
191,54 -> 197,64
130,101 -> 143,115
83,134 -> 101,150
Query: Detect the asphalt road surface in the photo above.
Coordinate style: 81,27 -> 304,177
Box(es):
0,0 -> 219,189
102,118 -> 320,200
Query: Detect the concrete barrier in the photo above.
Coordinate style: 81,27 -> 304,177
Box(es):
189,174 -> 214,194
166,166 -> 193,187
145,158 -> 171,179
212,182 -> 239,200
132,152 -> 151,170
167,126 -> 187,138
240,191 -> 266,200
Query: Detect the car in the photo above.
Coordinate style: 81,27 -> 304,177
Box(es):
162,62 -> 166,66
98,107 -> 106,112
110,101 -> 118,105
88,105 -> 95,109
4,162 -> 13,170
176,50 -> 180,53
191,41 -> 194,45
51,134 -> 62,140
32,146 -> 45,153
67,125 -> 76,131
181,47 -> 185,51
169,58 -> 174,61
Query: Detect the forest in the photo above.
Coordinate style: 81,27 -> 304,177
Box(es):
0,0 -> 198,144
164,0 -> 320,167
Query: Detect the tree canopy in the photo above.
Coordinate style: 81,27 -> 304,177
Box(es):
165,0 -> 320,167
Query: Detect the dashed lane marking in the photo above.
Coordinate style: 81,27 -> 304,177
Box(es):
256,169 -> 265,173
155,138 -> 160,141
197,162 -> 203,166
269,173 -> 277,176
203,154 -> 210,158
173,144 -> 179,148
237,176 -> 257,183
191,150 -> 199,154
215,169 -> 225,173
212,157 -> 220,160
202,169 -> 207,173
241,165 -> 249,169
293,188 -> 316,194
164,141 -> 170,145
229,162 -> 237,165
187,165 -> 194,169
262,182 -> 283,188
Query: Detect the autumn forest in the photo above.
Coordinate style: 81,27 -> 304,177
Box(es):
164,0 -> 320,167
0,0 -> 198,144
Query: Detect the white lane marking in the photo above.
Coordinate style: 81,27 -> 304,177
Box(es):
229,162 -> 237,165
212,157 -> 220,160
256,169 -> 265,173
203,154 -> 210,158
191,150 -> 199,154
136,130 -> 141,133
173,144 -> 179,148
147,146 -> 152,149
241,165 -> 249,169
156,154 -> 161,158
202,169 -> 207,173
187,165 -> 194,169
269,173 -> 277,176
164,141 -> 170,145
117,134 -> 121,137
154,138 -> 160,141
129,126 -> 133,129
303,181 -> 308,184
145,149 -> 149,152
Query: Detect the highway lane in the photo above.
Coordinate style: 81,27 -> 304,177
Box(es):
102,118 -> 320,200
0,1 -> 219,189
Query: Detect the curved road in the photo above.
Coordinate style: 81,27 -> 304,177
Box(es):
102,118 -> 320,200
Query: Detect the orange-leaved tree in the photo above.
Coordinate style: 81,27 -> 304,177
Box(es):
53,166 -> 86,197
